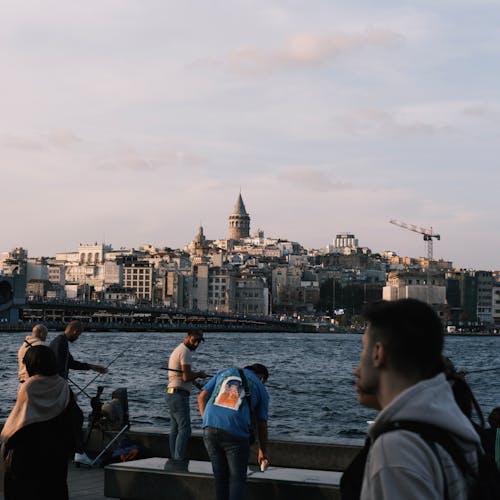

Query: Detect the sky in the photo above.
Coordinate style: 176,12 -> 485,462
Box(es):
1,1 -> 499,270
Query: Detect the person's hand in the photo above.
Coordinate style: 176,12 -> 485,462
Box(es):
90,364 -> 108,374
258,449 -> 269,470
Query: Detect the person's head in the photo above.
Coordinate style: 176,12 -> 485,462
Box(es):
245,363 -> 269,384
65,320 -> 83,342
32,324 -> 48,341
354,299 -> 443,405
488,407 -> 500,428
440,355 -> 484,428
184,328 -> 204,351
23,345 -> 58,377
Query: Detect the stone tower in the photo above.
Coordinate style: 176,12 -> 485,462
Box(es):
228,193 -> 250,240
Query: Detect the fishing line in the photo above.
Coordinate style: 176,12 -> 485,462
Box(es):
463,366 -> 500,374
75,339 -> 141,397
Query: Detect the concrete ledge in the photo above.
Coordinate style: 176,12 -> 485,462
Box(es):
89,426 -> 362,472
105,458 -> 342,500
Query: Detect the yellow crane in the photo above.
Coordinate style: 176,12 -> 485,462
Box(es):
389,219 -> 440,260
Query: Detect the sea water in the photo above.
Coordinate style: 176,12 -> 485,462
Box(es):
1,331 -> 499,440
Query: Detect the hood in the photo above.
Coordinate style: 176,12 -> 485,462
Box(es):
1,374 -> 70,444
368,373 -> 481,452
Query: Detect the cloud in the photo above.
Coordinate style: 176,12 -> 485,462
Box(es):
227,28 -> 403,75
277,167 -> 351,192
95,147 -> 206,173
1,129 -> 82,151
335,100 -> 499,137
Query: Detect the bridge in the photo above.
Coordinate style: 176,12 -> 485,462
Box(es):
7,299 -> 305,332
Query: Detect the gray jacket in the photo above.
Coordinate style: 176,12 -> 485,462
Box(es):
361,373 -> 481,500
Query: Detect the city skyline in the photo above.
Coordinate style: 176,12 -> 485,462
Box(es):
1,2 -> 499,270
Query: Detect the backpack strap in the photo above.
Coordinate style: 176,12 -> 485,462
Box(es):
238,368 -> 256,440
375,420 -> 478,497
377,421 -> 476,477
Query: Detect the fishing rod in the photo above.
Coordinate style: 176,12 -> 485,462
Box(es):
161,367 -> 212,391
75,343 -> 135,397
462,366 -> 500,374
68,376 -> 93,399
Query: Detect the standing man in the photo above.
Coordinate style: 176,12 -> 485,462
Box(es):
165,328 -> 207,471
49,320 -> 108,466
17,324 -> 48,383
354,299 -> 481,500
198,363 -> 270,500
49,320 -> 108,380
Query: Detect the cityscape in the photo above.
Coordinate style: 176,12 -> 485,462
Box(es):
1,193 -> 499,331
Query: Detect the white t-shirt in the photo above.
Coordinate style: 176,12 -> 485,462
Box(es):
168,342 -> 193,392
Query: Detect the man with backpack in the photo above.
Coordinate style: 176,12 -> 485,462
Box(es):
353,299 -> 482,500
197,363 -> 269,500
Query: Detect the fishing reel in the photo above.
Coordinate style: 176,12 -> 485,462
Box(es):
87,386 -> 129,432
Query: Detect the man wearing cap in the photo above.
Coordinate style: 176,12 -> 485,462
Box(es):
165,329 -> 208,471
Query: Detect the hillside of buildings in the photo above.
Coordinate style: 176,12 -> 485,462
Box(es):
1,194 -> 499,329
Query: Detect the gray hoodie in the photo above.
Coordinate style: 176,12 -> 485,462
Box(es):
361,373 -> 481,500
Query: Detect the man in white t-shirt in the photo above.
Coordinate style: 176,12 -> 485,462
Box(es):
165,329 -> 207,470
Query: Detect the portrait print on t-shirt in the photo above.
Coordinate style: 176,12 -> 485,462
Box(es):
214,376 -> 244,410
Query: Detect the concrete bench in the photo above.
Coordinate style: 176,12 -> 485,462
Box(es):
89,426 -> 362,472
105,458 -> 342,500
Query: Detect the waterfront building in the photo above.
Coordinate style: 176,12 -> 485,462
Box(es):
189,262 -> 209,310
493,285 -> 500,325
272,266 -> 302,312
122,257 -> 154,301
208,266 -> 234,313
234,273 -> 269,315
475,270 -> 494,324
383,270 -> 446,309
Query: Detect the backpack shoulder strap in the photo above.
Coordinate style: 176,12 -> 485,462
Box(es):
238,368 -> 253,412
376,420 -> 475,477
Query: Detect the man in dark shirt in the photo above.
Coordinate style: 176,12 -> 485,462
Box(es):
49,320 -> 108,465
50,320 -> 107,379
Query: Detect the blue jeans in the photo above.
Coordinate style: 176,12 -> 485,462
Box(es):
167,392 -> 191,462
203,426 -> 250,500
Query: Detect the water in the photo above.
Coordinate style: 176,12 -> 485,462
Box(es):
1,331 -> 499,440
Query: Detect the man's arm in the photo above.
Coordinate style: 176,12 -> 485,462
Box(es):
181,364 -> 207,382
257,419 -> 270,465
197,390 -> 211,417
68,352 -> 107,374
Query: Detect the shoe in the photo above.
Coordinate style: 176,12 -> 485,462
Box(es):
164,459 -> 189,472
74,452 -> 93,466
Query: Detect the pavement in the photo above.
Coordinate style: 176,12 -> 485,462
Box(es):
1,460 -> 115,500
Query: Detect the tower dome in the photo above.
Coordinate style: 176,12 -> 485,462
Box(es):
228,193 -> 250,240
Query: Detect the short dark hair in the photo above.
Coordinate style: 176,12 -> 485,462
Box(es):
245,363 -> 269,382
23,345 -> 58,377
363,299 -> 443,379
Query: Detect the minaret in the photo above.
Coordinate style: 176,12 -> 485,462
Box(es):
228,193 -> 250,240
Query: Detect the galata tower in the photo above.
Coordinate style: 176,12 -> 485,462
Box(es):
228,193 -> 250,240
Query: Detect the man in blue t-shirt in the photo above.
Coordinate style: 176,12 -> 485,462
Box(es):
198,363 -> 270,500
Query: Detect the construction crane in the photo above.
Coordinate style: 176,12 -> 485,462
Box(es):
389,219 -> 440,260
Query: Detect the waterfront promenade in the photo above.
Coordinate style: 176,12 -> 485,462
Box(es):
0,463 -> 112,500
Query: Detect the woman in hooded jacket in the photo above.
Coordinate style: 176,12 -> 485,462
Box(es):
1,344 -> 79,500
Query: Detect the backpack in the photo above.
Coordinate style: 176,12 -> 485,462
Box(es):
340,420 -> 500,500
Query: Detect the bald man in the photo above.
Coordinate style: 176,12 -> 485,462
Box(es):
17,324 -> 48,383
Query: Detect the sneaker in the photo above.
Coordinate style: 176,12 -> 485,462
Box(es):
74,452 -> 93,466
163,459 -> 189,472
